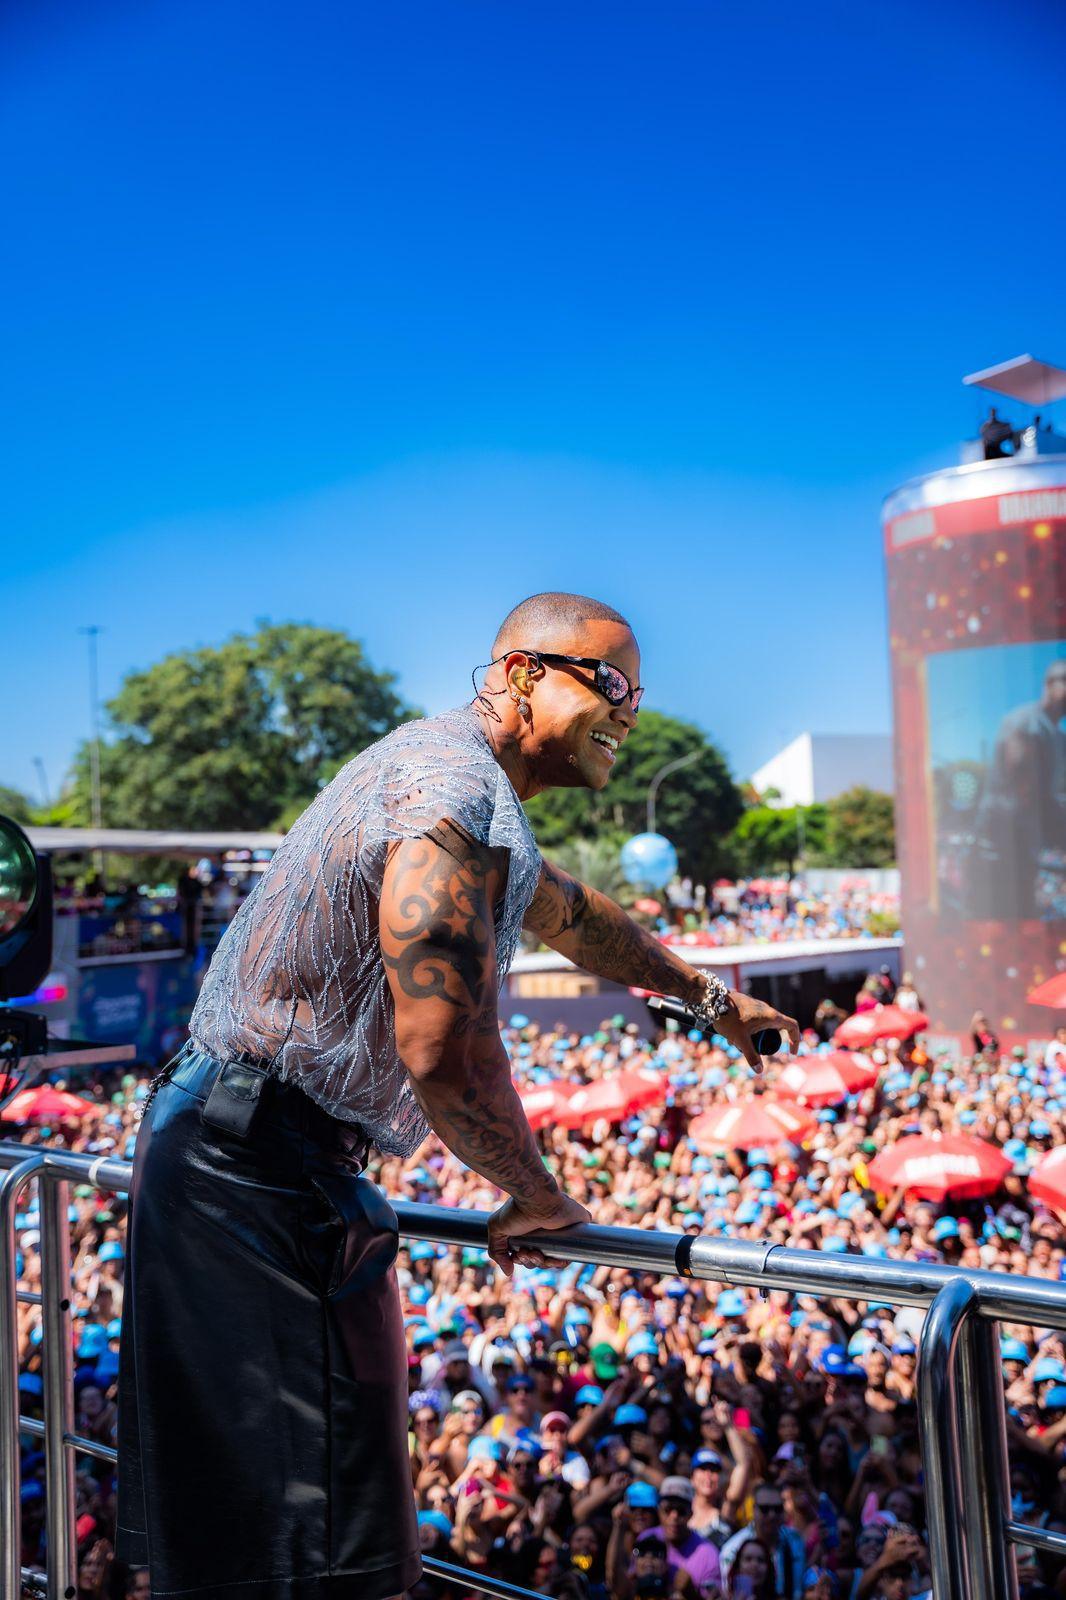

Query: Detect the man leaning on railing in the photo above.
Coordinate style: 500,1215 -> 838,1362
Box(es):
116,590 -> 797,1600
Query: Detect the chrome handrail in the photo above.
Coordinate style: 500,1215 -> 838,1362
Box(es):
6,1139 -> 1064,1600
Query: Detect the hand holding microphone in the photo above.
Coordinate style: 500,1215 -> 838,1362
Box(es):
647,983 -> 800,1074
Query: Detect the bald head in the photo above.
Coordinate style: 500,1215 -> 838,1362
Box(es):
493,592 -> 630,657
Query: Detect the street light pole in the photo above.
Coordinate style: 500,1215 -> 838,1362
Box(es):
646,748 -> 702,835
79,627 -> 104,873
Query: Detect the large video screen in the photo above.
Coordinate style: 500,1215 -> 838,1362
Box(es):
928,641 -> 1066,922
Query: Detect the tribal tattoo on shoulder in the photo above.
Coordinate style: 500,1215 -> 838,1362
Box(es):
380,819 -> 499,1031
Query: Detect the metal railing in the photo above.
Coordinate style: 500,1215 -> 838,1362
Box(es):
4,1140 -> 1066,1600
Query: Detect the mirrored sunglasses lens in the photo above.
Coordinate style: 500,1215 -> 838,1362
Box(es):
597,663 -> 629,704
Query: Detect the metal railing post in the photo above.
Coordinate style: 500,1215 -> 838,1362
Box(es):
1,1155 -> 44,1600
957,1315 -> 1020,1600
40,1175 -> 77,1600
919,1279 -> 978,1600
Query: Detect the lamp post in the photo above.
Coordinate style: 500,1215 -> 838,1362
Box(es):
646,748 -> 702,835
79,625 -> 104,876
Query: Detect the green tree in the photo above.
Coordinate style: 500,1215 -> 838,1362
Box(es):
820,786 -> 896,868
727,803 -> 828,878
0,785 -> 36,825
65,624 -> 419,831
524,710 -> 742,881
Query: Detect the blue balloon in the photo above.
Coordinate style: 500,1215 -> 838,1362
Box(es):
620,832 -> 678,889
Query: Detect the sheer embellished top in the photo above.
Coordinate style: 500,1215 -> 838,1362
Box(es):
189,704 -> 542,1155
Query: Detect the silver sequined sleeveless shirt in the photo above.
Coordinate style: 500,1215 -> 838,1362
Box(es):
189,704 -> 542,1155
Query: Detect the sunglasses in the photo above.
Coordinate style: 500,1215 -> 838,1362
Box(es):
526,650 -> 643,711
476,648 -> 643,712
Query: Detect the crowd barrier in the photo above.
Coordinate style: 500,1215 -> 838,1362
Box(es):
4,1140 -> 1066,1600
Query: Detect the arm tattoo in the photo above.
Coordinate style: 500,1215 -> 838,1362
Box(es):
380,824 -> 559,1206
381,821 -> 495,1028
524,857 -> 589,940
526,856 -> 705,1004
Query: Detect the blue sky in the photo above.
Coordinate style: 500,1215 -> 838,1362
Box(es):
3,0 -> 1065,805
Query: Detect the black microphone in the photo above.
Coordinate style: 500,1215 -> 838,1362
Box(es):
645,994 -> 782,1060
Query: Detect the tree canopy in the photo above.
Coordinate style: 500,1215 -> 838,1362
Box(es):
65,623 -> 420,831
525,710 -> 743,881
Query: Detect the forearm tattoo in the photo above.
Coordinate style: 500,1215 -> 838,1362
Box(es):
381,821 -> 557,1205
526,857 -> 705,1003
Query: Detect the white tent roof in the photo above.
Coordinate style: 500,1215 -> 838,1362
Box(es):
26,828 -> 283,857
964,354 -> 1066,406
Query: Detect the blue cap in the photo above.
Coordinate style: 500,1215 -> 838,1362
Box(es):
892,1339 -> 917,1356
626,1481 -> 660,1508
749,1169 -> 772,1190
933,1217 -> 960,1241
468,1435 -> 506,1462
693,1448 -> 724,1469
106,1319 -> 122,1339
716,1289 -> 746,1318
418,1509 -> 454,1537
1031,1120 -> 1052,1138
98,1241 -> 124,1263
76,1326 -> 108,1360
410,1242 -> 436,1261
747,1148 -> 771,1166
576,1384 -> 604,1406
822,1237 -> 849,1254
614,1404 -> 649,1428
1001,1339 -> 1029,1363
408,1284 -> 432,1306
958,1109 -> 977,1126
820,1346 -> 863,1378
564,1305 -> 592,1325
19,1372 -> 44,1396
413,1328 -> 438,1351
735,1201 -> 760,1225
626,1332 -> 659,1358
1043,1385 -> 1066,1410
1033,1358 -> 1066,1384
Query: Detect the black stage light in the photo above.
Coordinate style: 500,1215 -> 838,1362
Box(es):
0,814 -> 53,1067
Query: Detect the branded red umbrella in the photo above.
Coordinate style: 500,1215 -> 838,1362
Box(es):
1027,972 -> 1066,1009
867,1134 -> 1010,1201
1029,1148 -> 1066,1211
834,1005 -> 929,1048
776,1053 -> 880,1107
689,1097 -> 816,1153
518,1082 -> 575,1133
558,1068 -> 667,1128
1,1086 -> 102,1124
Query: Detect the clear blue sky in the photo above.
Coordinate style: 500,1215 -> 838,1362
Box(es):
3,0 -> 1064,806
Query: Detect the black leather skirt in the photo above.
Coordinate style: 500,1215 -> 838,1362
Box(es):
116,1045 -> 421,1599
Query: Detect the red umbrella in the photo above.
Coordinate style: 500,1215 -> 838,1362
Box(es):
689,1097 -> 816,1153
1027,973 -> 1066,1009
867,1134 -> 1011,1201
1,1086 -> 102,1124
1029,1148 -> 1066,1212
558,1068 -> 667,1128
834,1005 -> 929,1048
518,1082 -> 575,1133
777,1053 -> 880,1107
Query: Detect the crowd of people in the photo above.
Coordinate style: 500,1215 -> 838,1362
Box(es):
9,981 -> 1066,1599
58,867 -> 899,966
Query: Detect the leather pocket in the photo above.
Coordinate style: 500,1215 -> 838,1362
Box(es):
309,1170 -> 400,1299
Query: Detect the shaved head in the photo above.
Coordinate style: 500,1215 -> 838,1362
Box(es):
493,592 -> 630,657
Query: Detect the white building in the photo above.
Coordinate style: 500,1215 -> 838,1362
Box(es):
749,733 -> 893,807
